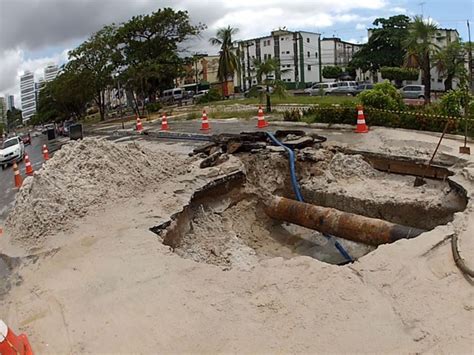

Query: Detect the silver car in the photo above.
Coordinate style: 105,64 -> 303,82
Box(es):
400,85 -> 425,99
0,136 -> 25,170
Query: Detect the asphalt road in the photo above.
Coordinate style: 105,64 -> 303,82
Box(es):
0,135 -> 48,225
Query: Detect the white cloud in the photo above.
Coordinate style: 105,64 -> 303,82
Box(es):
389,6 -> 407,13
356,23 -> 367,30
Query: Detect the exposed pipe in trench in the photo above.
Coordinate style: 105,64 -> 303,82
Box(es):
264,196 -> 426,246
266,132 -> 353,262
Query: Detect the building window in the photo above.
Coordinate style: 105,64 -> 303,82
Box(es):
307,65 -> 312,71
306,38 -> 310,43
315,52 -> 318,58
281,37 -> 284,41
281,51 -> 286,55
307,51 -> 310,58
286,51 -> 290,54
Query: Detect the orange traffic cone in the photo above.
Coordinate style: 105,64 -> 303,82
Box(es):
13,163 -> 23,188
161,113 -> 169,131
256,105 -> 268,128
0,319 -> 34,355
200,110 -> 210,131
24,154 -> 33,176
355,105 -> 369,133
136,116 -> 143,132
42,144 -> 49,161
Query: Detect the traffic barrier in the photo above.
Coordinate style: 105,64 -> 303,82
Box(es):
200,110 -> 210,131
256,105 -> 269,128
13,163 -> 23,188
24,154 -> 34,176
136,116 -> 143,132
355,105 -> 369,133
0,319 -> 33,355
42,145 -> 49,161
161,113 -> 169,131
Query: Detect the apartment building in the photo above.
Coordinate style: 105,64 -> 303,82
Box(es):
177,55 -> 220,88
20,71 -> 36,122
6,95 -> 14,111
44,64 -> 59,82
238,29 -> 322,89
0,97 -> 6,124
320,37 -> 361,81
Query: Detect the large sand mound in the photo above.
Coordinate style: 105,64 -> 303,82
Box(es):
6,138 -> 187,248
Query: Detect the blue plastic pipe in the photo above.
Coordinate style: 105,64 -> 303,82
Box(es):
266,132 -> 353,263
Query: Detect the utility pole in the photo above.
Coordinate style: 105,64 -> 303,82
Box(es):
460,20 -> 472,154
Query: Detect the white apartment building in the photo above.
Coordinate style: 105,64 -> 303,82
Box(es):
6,95 -> 14,111
360,28 -> 461,91
0,97 -> 6,124
321,38 -> 361,81
20,71 -> 36,122
238,29 -> 322,90
44,64 -> 59,82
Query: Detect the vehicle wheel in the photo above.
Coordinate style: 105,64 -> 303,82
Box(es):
325,92 -> 330,96
1,164 -> 5,170
418,95 -> 425,99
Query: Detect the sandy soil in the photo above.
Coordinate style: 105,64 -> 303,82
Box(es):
0,128 -> 473,354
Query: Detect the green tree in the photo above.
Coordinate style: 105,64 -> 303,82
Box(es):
404,16 -> 440,103
209,26 -> 240,97
380,67 -> 419,87
358,81 -> 404,110
68,25 -> 119,121
116,8 -> 204,113
434,39 -> 466,91
322,66 -> 343,79
6,108 -> 22,131
350,15 -> 410,78
252,58 -> 288,112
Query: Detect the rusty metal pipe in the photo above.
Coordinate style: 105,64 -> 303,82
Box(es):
264,196 -> 426,246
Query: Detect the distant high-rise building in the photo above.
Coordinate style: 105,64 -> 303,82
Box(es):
6,94 -> 14,111
0,97 -> 6,124
44,64 -> 59,82
35,78 -> 46,105
20,71 -> 36,122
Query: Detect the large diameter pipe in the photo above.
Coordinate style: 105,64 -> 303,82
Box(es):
264,196 -> 426,246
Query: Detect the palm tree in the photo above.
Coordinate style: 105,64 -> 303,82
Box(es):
252,58 -> 288,112
209,26 -> 240,98
404,16 -> 439,103
434,39 -> 466,91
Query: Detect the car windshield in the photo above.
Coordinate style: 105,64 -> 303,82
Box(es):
3,139 -> 18,149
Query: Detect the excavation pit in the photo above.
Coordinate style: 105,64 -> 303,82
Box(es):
151,149 -> 467,268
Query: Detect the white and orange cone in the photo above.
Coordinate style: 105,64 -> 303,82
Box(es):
161,113 -> 169,131
0,319 -> 33,355
200,110 -> 210,131
355,105 -> 369,133
24,154 -> 33,176
13,163 -> 23,189
42,144 -> 49,161
256,105 -> 268,128
136,116 -> 143,132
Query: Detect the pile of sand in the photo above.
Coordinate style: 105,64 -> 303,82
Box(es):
327,153 -> 380,179
6,138 -> 187,247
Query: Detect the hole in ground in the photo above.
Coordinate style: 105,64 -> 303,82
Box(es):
151,150 -> 467,269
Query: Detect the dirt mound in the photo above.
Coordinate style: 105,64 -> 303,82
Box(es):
328,153 -> 380,179
6,138 -> 187,248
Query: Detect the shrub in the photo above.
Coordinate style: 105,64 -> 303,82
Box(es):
283,109 -> 303,122
381,67 -> 419,87
439,89 -> 473,117
358,81 -> 404,111
322,66 -> 343,79
196,88 -> 222,104
146,102 -> 163,113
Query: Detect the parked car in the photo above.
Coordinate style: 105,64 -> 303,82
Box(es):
354,83 -> 374,95
400,85 -> 425,99
20,132 -> 31,145
63,120 -> 74,136
161,88 -> 184,103
244,85 -> 274,97
336,81 -> 358,88
0,136 -> 25,170
193,90 -> 209,100
328,86 -> 358,96
304,82 -> 338,96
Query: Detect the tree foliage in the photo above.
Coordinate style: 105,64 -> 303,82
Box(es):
434,39 -> 467,91
252,58 -> 288,112
6,108 -> 22,131
322,66 -> 343,79
380,66 -> 419,87
350,15 -> 410,73
404,16 -> 439,103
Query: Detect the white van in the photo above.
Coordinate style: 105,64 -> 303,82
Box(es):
162,88 -> 184,103
304,82 -> 338,96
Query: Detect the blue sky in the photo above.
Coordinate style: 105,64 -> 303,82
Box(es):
0,0 -> 472,100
